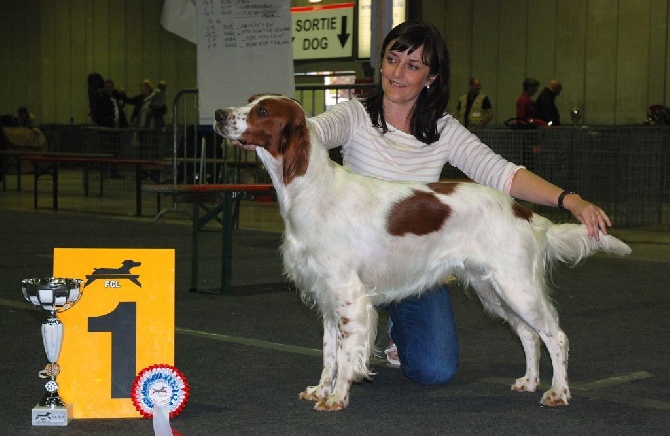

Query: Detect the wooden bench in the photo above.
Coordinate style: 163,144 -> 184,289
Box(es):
0,150 -> 114,191
142,183 -> 275,294
29,156 -> 162,216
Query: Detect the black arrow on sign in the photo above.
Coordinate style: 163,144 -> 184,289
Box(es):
337,16 -> 350,48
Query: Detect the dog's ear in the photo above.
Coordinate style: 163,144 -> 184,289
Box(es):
281,112 -> 310,185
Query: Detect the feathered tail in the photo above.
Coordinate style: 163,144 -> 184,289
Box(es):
545,223 -> 632,266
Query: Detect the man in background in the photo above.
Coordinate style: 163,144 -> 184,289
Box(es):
455,77 -> 494,131
535,80 -> 562,126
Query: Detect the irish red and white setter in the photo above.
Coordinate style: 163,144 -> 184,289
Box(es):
214,95 -> 631,411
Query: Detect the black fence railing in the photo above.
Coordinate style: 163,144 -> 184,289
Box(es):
38,85 -> 670,230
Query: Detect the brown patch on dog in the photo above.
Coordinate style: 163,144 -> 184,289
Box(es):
427,182 -> 460,195
387,190 -> 451,236
512,202 -> 533,222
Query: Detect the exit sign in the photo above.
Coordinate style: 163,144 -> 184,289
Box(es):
291,2 -> 354,60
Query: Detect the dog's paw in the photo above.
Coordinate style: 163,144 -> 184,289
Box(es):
299,390 -> 319,402
511,375 -> 539,392
540,386 -> 570,406
314,397 -> 346,412
299,385 -> 326,402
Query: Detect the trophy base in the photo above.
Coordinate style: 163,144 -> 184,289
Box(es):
31,403 -> 73,426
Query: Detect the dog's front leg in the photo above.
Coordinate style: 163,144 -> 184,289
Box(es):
299,317 -> 337,402
314,293 -> 375,411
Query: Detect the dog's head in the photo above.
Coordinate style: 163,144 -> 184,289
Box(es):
122,260 -> 141,268
214,95 -> 310,184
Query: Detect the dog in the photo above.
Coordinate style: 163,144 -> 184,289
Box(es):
214,95 -> 631,411
91,259 -> 141,275
84,260 -> 142,287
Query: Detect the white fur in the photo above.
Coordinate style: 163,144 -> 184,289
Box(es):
214,95 -> 632,411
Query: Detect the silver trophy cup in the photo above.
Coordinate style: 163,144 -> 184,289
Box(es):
21,277 -> 84,426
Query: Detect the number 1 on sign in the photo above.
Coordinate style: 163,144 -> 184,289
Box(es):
88,302 -> 137,398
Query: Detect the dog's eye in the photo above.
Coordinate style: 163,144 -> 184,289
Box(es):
256,107 -> 269,117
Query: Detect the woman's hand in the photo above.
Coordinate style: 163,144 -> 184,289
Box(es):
563,194 -> 611,239
508,170 -> 612,240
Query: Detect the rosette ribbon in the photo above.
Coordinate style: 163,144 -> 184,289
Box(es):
131,364 -> 189,436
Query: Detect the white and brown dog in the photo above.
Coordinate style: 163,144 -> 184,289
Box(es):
214,95 -> 631,411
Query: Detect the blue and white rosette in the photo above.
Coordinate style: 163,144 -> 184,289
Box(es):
131,364 -> 189,436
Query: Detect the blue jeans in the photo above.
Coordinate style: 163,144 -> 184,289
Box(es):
387,285 -> 459,384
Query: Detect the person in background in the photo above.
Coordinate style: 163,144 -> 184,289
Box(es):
455,77 -> 494,130
96,80 -> 128,128
127,80 -> 154,128
535,80 -> 562,126
16,107 -> 35,127
146,80 -> 168,128
516,78 -> 540,120
309,20 -> 612,385
87,72 -> 106,125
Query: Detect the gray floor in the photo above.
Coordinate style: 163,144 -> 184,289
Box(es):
1,183 -> 670,434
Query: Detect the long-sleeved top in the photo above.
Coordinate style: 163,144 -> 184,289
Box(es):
309,99 -> 522,194
516,91 -> 536,120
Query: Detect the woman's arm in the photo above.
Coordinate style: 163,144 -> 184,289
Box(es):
309,100 -> 361,149
442,118 -> 611,239
509,168 -> 611,239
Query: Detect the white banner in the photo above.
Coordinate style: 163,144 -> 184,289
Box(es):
161,0 -> 196,44
196,0 -> 295,126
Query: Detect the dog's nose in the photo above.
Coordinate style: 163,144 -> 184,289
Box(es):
214,109 -> 227,122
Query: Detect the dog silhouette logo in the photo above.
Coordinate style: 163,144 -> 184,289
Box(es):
84,260 -> 142,287
33,411 -> 53,422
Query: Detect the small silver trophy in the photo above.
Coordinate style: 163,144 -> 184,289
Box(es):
21,277 -> 84,426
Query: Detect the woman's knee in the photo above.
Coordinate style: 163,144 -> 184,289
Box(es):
402,360 -> 458,385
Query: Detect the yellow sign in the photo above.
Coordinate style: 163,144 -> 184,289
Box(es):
53,248 -> 175,419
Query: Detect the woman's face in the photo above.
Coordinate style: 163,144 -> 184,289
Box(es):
380,42 -> 436,108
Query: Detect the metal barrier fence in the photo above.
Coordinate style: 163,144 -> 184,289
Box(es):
168,89 -> 267,186
473,126 -> 670,229
38,85 -> 670,230
39,124 -> 174,191
41,124 -> 173,159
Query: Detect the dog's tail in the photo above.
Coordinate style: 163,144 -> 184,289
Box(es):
544,222 -> 631,266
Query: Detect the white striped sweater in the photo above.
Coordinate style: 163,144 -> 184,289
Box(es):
310,99 -> 522,194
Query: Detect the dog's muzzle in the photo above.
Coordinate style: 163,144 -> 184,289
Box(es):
213,109 -> 233,138
214,109 -> 228,123
213,108 -> 252,148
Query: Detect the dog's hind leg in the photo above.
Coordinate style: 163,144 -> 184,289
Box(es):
489,273 -> 570,406
509,321 -> 541,393
299,316 -> 337,403
469,277 -> 541,393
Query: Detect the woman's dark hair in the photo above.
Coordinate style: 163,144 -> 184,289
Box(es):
363,20 -> 451,144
